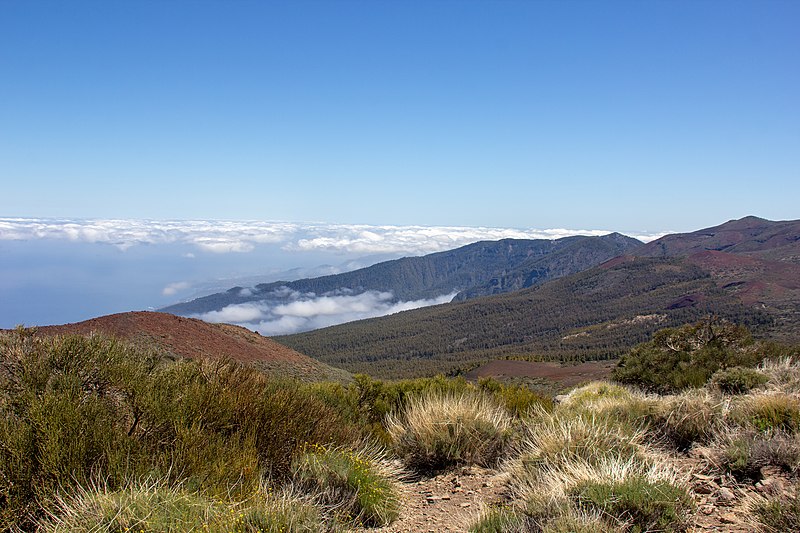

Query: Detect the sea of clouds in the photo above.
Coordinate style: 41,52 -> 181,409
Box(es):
0,218 -> 667,331
193,287 -> 459,336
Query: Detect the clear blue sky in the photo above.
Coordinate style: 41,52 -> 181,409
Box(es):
1,0 -> 798,233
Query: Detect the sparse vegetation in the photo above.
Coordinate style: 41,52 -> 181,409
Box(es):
4,319 -> 800,532
748,488 -> 800,532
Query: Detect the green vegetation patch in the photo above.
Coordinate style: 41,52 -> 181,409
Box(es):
613,318 -> 762,393
570,477 -> 693,533
710,366 -> 768,394
291,444 -> 400,527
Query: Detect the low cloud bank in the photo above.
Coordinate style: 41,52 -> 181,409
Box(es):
0,218 -> 666,256
193,287 -> 458,335
162,281 -> 191,296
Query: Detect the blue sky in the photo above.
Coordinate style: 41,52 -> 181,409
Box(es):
1,0 -> 798,233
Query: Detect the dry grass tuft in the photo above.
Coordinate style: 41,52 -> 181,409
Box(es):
649,389 -> 726,448
34,477 -> 330,532
387,391 -> 514,470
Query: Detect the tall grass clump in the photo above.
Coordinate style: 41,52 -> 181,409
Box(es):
759,357 -> 800,393
511,454 -> 693,533
387,391 -> 513,470
309,374 -> 550,444
730,392 -> 800,433
469,505 -> 611,533
291,443 -> 401,527
648,389 -> 725,449
35,478 -> 330,533
509,407 -> 648,476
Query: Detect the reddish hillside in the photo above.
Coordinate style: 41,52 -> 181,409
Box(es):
633,216 -> 800,261
31,311 -> 350,381
686,251 -> 800,307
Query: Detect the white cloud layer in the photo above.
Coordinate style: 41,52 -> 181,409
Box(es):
0,218 -> 666,256
193,288 -> 458,335
162,281 -> 191,296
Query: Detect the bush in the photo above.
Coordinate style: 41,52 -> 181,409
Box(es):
0,331 -> 362,530
510,453 -> 690,533
570,476 -> 694,533
291,443 -> 401,527
387,391 -> 513,470
711,366 -> 769,394
613,318 -> 763,393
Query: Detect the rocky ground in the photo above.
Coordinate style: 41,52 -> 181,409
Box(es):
356,466 -> 509,533
354,454 -> 797,533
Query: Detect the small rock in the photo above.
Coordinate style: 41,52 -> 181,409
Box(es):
717,487 -> 736,504
694,481 -> 719,495
482,481 -> 492,488
452,487 -> 464,493
441,495 -> 451,500
460,503 -> 471,508
719,512 -> 737,524
756,477 -> 785,495
701,505 -> 714,515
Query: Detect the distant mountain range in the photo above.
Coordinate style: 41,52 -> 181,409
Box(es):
160,233 -> 642,320
276,217 -> 800,379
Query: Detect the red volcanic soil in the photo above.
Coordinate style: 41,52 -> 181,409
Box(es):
686,251 -> 800,305
31,311 -> 311,365
464,359 -> 616,389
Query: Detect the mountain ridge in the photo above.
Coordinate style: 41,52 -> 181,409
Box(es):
161,233 -> 642,319
277,216 -> 800,378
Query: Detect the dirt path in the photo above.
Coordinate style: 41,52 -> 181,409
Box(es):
356,466 -> 509,533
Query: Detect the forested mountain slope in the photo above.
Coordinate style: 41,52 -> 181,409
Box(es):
162,233 -> 641,316
278,217 -> 800,378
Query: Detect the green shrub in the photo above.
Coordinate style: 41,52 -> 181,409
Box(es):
711,366 -> 768,394
0,331 -> 361,529
469,506 -> 527,533
291,444 -> 401,527
570,477 -> 693,533
387,391 -> 513,470
613,318 -> 763,393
